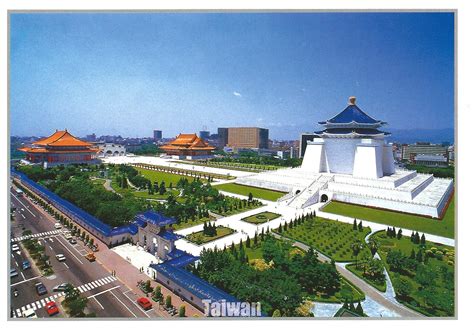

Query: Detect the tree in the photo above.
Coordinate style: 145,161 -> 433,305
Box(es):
272,309 -> 281,317
62,284 -> 88,317
353,219 -> 357,230
358,221 -> 363,232
416,249 -> 424,263
420,233 -> 426,245
397,228 -> 403,240
165,295 -> 172,308
144,280 -> 152,293
355,301 -> 364,316
248,192 -> 253,202
246,236 -> 251,248
393,276 -> 414,301
179,305 -> 186,317
153,285 -> 163,304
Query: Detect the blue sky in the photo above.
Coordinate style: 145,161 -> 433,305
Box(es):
10,12 -> 454,140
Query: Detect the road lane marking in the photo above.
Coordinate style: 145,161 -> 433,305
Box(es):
11,275 -> 42,287
20,272 -> 26,281
53,235 -> 84,264
14,260 -> 19,267
109,290 -> 137,318
21,213 -> 26,219
93,296 -> 104,310
11,192 -> 37,217
87,285 -> 120,299
63,262 -> 69,269
121,290 -> 151,318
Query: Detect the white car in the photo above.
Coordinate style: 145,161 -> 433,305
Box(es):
22,308 -> 37,318
56,254 -> 66,262
64,233 -> 73,240
11,244 -> 19,252
54,223 -> 62,229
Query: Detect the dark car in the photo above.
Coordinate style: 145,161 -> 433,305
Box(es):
35,282 -> 47,296
22,260 -> 31,270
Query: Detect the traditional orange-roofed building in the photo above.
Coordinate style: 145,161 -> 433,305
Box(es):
160,133 -> 215,159
19,129 -> 100,167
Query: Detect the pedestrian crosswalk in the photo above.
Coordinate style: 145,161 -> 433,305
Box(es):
11,229 -> 66,242
11,275 -> 117,318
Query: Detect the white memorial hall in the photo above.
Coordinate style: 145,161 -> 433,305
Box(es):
236,97 -> 453,218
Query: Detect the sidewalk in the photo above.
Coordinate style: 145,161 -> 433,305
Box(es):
94,243 -> 203,318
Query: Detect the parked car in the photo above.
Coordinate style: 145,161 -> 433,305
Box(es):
45,301 -> 59,316
53,283 -> 69,292
56,254 -> 66,262
85,252 -> 96,262
54,223 -> 62,229
69,238 -> 77,245
11,244 -> 20,252
64,233 -> 72,240
10,268 -> 18,278
22,308 -> 37,318
35,282 -> 47,295
137,297 -> 152,310
22,260 -> 31,270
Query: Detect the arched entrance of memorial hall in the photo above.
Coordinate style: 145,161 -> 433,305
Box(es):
320,194 -> 328,202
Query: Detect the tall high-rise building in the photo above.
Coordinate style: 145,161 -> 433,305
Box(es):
153,130 -> 163,141
218,127 -> 269,149
199,130 -> 210,141
217,127 -> 229,149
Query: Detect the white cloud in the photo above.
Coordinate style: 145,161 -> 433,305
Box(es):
233,91 -> 242,97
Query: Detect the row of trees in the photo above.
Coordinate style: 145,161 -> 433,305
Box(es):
194,237 -> 340,316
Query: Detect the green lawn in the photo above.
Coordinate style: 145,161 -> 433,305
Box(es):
322,196 -> 455,238
280,217 -> 372,262
371,231 -> 455,316
309,277 -> 366,304
135,167 -> 195,185
132,189 -> 180,200
214,183 -> 286,201
346,263 -> 386,292
242,211 -> 281,224
186,226 -> 235,245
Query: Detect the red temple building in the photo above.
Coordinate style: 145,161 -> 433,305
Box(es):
160,133 -> 215,159
19,129 -> 99,167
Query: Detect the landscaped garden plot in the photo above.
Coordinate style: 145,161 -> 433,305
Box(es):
370,231 -> 454,316
280,217 -> 372,262
186,226 -> 235,245
135,167 -> 195,185
215,183 -> 286,201
322,197 -> 455,238
346,262 -> 386,292
242,211 -> 281,224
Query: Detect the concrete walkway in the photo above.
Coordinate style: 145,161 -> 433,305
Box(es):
94,239 -> 203,317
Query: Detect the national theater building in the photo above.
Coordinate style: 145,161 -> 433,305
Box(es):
19,129 -> 99,167
160,133 -> 215,159
235,97 -> 454,218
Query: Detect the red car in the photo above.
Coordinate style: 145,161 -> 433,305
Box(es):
45,301 -> 59,316
137,297 -> 152,310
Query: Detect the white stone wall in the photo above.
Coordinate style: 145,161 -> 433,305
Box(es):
353,142 -> 383,179
323,138 -> 360,175
332,193 -> 440,218
382,144 -> 395,175
300,140 -> 327,173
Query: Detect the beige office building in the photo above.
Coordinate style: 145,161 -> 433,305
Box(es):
224,127 -> 269,149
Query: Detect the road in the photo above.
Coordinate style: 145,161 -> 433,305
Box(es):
9,190 -> 158,319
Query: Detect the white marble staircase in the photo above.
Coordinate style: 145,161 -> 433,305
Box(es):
288,175 -> 333,208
